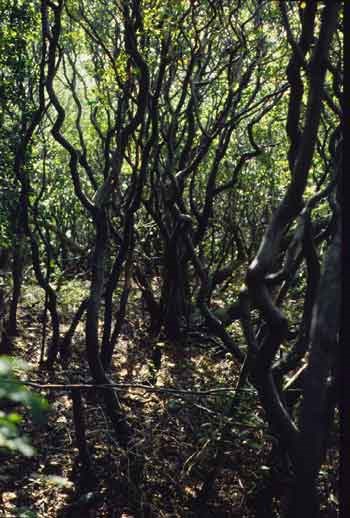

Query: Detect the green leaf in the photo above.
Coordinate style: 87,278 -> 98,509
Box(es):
16,508 -> 38,518
6,412 -> 22,424
0,356 -> 48,456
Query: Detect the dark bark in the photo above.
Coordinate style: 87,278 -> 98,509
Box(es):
242,4 -> 340,515
100,217 -> 133,369
6,0 -> 49,340
161,238 -> 188,341
71,389 -> 92,470
109,245 -> 133,356
182,219 -> 244,363
289,215 -> 341,518
39,253 -> 50,365
134,266 -> 162,336
60,298 -> 89,364
27,230 -> 61,369
86,210 -> 131,446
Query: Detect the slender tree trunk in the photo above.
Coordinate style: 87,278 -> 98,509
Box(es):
86,209 -> 130,446
100,216 -> 133,369
71,389 -> 91,470
161,240 -> 188,341
108,245 -> 133,358
27,232 -> 61,369
60,297 -> 88,364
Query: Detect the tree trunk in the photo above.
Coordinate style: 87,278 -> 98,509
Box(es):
161,239 -> 188,341
288,222 -> 340,518
86,209 -> 130,446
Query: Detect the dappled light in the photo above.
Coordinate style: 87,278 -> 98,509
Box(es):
0,1 -> 342,517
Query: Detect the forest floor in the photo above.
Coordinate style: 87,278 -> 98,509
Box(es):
0,281 -> 339,518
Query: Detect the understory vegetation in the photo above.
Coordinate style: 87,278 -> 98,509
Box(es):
0,1 -> 342,517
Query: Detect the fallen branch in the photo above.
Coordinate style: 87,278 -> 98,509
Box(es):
7,380 -> 260,398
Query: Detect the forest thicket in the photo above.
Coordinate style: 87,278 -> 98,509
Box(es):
0,1 -> 343,517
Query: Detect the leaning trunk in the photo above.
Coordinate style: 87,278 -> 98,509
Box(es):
288,216 -> 340,518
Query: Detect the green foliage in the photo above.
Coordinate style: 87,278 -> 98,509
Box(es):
0,356 -> 48,457
15,509 -> 38,518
